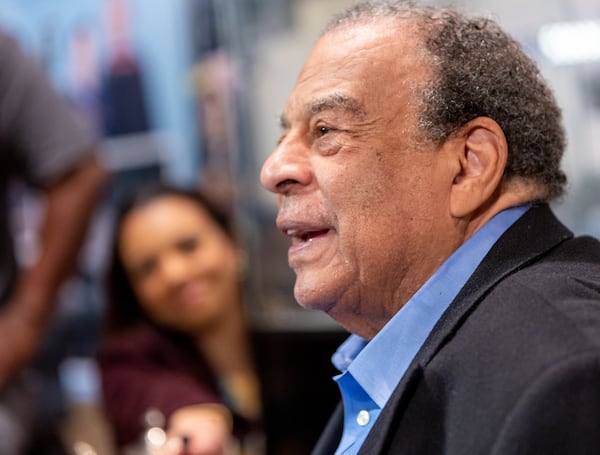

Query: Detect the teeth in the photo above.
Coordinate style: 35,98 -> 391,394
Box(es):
285,229 -> 299,236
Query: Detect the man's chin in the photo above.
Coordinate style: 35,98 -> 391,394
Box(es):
293,284 -> 336,313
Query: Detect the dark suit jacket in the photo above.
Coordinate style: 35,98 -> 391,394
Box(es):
313,204 -> 600,454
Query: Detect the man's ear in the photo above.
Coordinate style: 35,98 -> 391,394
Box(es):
449,117 -> 508,218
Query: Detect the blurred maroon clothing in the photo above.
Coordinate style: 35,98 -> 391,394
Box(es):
97,323 -> 223,447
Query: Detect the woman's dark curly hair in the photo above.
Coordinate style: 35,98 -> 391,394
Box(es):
325,1 -> 567,200
103,181 -> 235,334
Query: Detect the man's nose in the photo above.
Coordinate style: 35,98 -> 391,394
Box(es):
260,136 -> 312,195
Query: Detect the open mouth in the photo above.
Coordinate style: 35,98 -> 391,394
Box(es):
285,228 -> 331,242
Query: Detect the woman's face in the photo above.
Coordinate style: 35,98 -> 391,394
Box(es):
118,195 -> 240,333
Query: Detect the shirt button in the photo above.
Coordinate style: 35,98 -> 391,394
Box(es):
357,410 -> 370,426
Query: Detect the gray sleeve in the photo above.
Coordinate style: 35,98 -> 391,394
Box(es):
0,31 -> 96,186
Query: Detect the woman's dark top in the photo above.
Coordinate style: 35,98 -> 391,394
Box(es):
97,323 -> 257,448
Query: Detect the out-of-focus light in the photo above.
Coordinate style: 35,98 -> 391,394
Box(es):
145,427 -> 167,447
538,20 -> 600,65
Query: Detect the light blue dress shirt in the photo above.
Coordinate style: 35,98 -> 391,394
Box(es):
331,205 -> 530,455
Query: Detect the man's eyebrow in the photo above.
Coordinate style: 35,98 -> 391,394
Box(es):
278,93 -> 366,130
309,93 -> 366,118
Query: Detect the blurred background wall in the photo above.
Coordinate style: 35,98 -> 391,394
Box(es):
1,0 -> 598,454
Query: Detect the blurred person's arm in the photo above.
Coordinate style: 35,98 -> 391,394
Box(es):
0,154 -> 107,386
0,31 -> 108,386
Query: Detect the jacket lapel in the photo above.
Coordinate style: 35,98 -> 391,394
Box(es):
311,403 -> 344,455
358,204 -> 573,454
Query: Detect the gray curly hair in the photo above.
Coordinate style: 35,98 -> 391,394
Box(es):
325,1 -> 567,200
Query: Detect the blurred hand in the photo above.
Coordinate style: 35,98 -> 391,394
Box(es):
159,404 -> 234,455
0,303 -> 43,387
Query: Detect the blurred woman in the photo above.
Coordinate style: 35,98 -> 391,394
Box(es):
97,183 -> 263,455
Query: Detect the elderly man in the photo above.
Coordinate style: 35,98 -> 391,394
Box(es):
260,1 -> 600,454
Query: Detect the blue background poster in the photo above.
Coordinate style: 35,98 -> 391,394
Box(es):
0,0 -> 200,184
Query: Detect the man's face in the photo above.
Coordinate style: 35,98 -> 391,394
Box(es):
260,21 -> 460,338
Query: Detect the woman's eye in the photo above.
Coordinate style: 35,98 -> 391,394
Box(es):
177,237 -> 198,253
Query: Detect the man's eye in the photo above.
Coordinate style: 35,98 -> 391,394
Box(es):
319,126 -> 331,136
